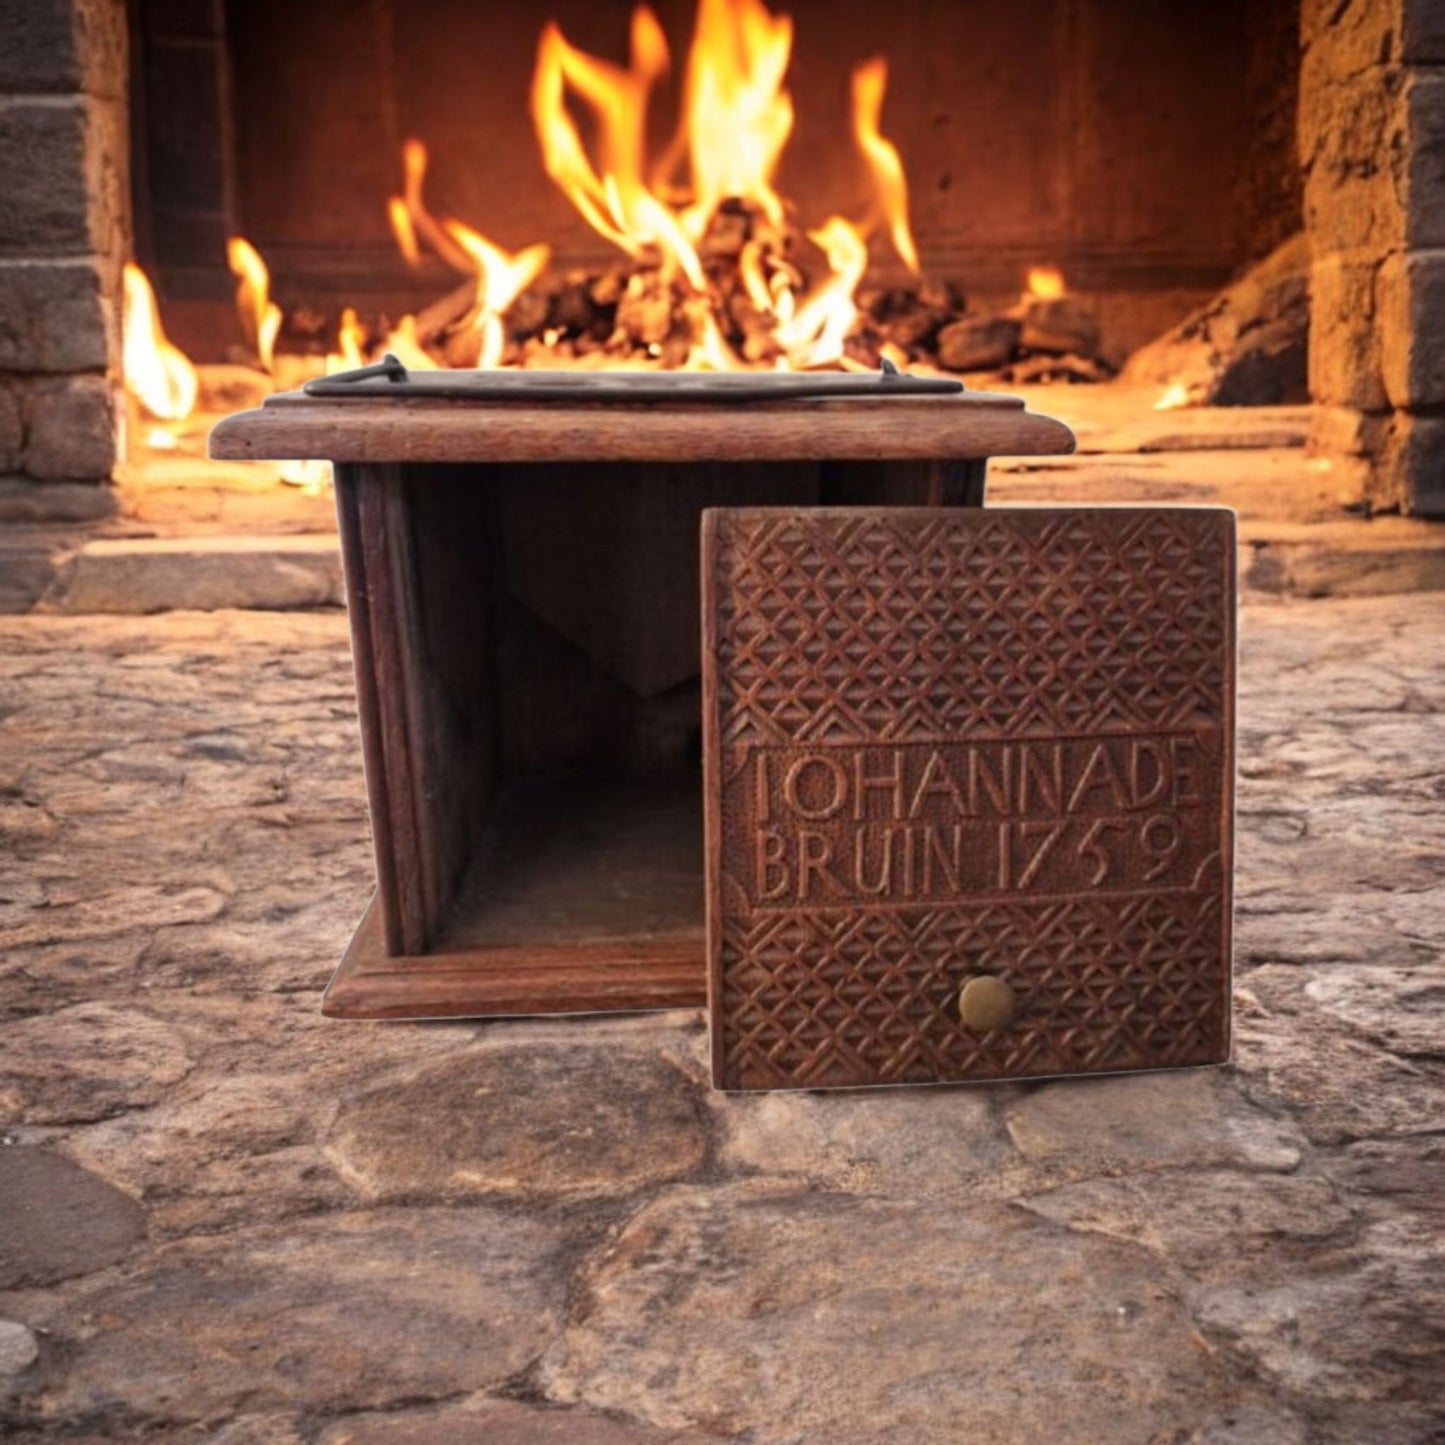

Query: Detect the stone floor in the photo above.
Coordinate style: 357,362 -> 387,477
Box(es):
0,598 -> 1441,1444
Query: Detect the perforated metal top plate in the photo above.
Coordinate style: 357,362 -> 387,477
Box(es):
302,356 -> 966,403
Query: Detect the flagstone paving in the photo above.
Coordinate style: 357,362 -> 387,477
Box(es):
0,596 -> 1440,1443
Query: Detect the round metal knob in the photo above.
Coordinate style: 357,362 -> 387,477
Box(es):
958,975 -> 1017,1031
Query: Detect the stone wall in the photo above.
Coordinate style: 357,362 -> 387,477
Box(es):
1302,0 -> 1445,515
0,0 -> 128,519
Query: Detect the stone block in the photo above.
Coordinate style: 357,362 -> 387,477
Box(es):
0,1321 -> 39,1380
0,94 -> 128,261
1307,405 -> 1391,459
1381,411 -> 1445,515
0,379 -> 21,469
1402,0 -> 1445,63
1403,72 -> 1445,247
0,99 -> 89,256
0,1147 -> 145,1289
0,0 -> 127,97
1378,248 -> 1445,407
1299,68 -> 1408,254
0,477 -> 116,524
22,374 -> 116,480
1300,0 -> 1406,71
40,534 -> 346,613
1308,253 -> 1387,410
0,256 -> 114,371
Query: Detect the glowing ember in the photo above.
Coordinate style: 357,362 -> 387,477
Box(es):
227,236 -> 283,372
1026,265 -> 1067,301
121,261 -> 198,422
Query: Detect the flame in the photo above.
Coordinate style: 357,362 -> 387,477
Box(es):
531,10 -> 704,287
325,307 -> 367,374
443,220 -> 551,368
1026,265 -> 1066,301
851,57 -> 917,272
378,315 -> 436,371
677,0 -> 794,233
121,262 -> 198,421
278,459 -> 331,491
1154,381 -> 1192,411
387,197 -> 420,268
521,0 -> 909,370
227,236 -> 283,372
776,217 -> 868,367
389,139 -> 472,272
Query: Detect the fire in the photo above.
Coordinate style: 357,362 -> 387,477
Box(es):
121,262 -> 198,421
776,217 -> 869,367
387,197 -> 420,268
1154,381 -> 1192,411
518,0 -> 918,369
532,10 -> 703,287
227,236 -> 283,372
676,0 -> 794,234
389,139 -> 470,272
132,0 -> 934,409
851,57 -> 918,273
1026,265 -> 1066,301
443,221 -> 551,368
326,307 -> 367,374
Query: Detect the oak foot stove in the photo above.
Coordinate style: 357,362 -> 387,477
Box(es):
212,367 -> 1236,1091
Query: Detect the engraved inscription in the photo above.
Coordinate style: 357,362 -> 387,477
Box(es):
725,733 -> 1221,907
705,507 -> 1235,1090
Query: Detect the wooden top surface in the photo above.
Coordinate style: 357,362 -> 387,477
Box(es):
209,389 -> 1076,464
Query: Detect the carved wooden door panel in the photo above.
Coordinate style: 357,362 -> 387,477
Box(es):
703,507 -> 1236,1090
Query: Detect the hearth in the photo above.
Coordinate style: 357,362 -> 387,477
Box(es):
3,0 -> 1444,577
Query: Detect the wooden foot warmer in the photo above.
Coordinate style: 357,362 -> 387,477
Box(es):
211,367 -> 1076,1021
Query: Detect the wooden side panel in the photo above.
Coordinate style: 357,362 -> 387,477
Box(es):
334,462 -> 429,954
335,462 -> 500,955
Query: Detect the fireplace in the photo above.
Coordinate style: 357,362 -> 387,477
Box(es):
134,0 -> 1300,367
2,0 -> 1444,539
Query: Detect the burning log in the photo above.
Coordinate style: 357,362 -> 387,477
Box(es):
936,316 -> 1021,372
1121,233 -> 1308,406
1018,295 -> 1102,357
1001,353 -> 1114,385
414,279 -> 482,346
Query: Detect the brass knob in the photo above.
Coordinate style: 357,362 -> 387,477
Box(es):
958,975 -> 1017,1031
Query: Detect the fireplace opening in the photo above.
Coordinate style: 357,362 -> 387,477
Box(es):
116,0 -> 1307,413
441,461 -> 826,956
6,0 -> 1443,608
349,451 -> 956,973
131,0 -> 1300,373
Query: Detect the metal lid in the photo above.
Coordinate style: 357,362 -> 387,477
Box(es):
302,353 -> 965,403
